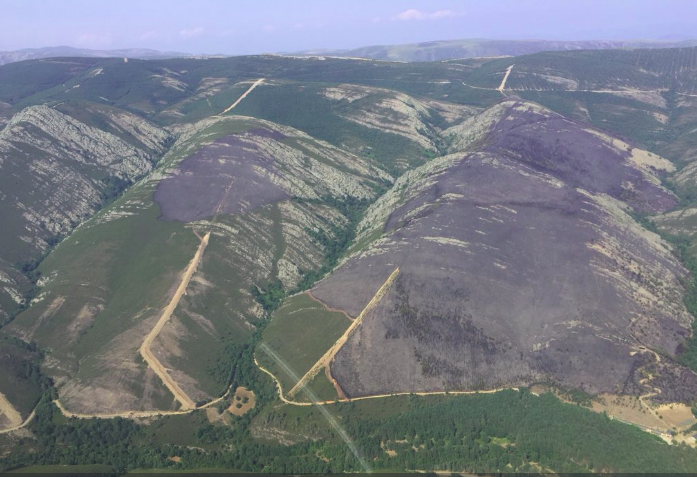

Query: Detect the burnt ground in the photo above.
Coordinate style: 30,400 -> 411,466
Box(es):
154,129 -> 289,222
314,101 -> 697,401
483,100 -> 676,214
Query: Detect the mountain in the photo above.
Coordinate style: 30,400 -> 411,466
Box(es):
301,99 -> 692,400
299,38 -> 697,62
0,46 -> 196,66
3,47 -> 697,473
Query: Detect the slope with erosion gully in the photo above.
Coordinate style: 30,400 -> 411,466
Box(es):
1,50 -> 697,447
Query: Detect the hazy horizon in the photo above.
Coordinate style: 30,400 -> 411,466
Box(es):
2,0 -> 696,55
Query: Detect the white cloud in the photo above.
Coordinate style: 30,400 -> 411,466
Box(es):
179,27 -> 204,38
394,9 -> 462,21
262,24 -> 276,32
293,22 -> 305,29
371,16 -> 381,23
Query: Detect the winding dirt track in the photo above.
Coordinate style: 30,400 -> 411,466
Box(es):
219,78 -> 265,115
462,79 -> 669,96
54,399 -> 190,420
53,388 -> 232,421
139,232 -> 210,411
287,268 -> 400,397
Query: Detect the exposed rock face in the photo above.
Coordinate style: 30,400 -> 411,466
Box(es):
0,104 -> 169,318
312,100 -> 695,400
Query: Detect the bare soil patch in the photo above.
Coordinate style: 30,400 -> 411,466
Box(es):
0,392 -> 22,430
656,403 -> 697,430
228,387 -> 255,416
220,78 -> 264,115
591,394 -> 665,429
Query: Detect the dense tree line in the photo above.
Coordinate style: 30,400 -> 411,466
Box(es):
5,388 -> 697,473
99,175 -> 132,206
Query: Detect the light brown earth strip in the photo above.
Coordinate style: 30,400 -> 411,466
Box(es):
0,410 -> 36,435
0,391 -> 22,431
497,64 -> 514,93
219,78 -> 265,115
139,232 -> 210,411
287,267 -> 400,397
255,352 -> 517,407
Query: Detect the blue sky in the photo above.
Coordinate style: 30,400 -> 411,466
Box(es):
2,0 -> 696,54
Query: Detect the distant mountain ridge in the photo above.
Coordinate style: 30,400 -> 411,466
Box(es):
0,46 -> 201,66
297,38 -> 697,62
5,38 -> 697,67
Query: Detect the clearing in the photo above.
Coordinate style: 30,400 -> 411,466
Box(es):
228,387 -> 256,416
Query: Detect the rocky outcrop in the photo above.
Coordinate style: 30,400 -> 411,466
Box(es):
323,84 -> 478,152
0,104 -> 168,317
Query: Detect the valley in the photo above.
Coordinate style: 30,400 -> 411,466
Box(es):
2,44 -> 697,473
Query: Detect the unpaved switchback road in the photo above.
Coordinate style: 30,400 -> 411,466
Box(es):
53,387 -> 232,421
139,232 -> 210,411
219,78 -> 265,115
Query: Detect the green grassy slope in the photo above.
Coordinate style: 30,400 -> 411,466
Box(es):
257,293 -> 350,395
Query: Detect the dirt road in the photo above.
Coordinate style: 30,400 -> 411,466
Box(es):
53,386 -> 231,421
256,352 -> 515,407
219,78 -> 265,115
139,232 -> 210,411
288,268 -> 400,397
498,64 -> 514,93
0,409 -> 35,435
0,392 -> 24,433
